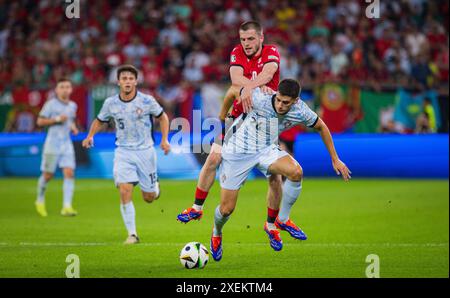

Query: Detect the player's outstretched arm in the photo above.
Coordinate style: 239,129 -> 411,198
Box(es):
82,119 -> 105,148
313,118 -> 352,181
157,112 -> 170,155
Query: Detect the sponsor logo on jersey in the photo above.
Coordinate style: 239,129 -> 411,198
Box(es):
268,55 -> 279,60
231,55 -> 236,63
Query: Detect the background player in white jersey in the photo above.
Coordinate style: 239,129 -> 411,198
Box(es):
210,79 -> 351,261
82,65 -> 170,244
35,78 -> 79,217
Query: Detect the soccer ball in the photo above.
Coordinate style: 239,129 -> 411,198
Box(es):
179,242 -> 209,269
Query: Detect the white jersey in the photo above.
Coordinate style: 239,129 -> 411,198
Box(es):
39,98 -> 77,155
97,91 -> 164,150
223,88 -> 318,155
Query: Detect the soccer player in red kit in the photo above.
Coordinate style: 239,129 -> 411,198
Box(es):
178,22 -> 307,248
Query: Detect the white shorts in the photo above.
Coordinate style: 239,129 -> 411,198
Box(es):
40,152 -> 75,173
219,144 -> 289,190
113,147 -> 158,193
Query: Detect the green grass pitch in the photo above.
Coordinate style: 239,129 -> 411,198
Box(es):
0,178 -> 448,278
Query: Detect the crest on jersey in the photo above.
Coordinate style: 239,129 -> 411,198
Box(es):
283,120 -> 293,129
231,55 -> 236,63
136,107 -> 143,117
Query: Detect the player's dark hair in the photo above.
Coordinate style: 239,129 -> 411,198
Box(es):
117,64 -> 138,80
278,79 -> 301,99
239,21 -> 263,35
56,77 -> 72,85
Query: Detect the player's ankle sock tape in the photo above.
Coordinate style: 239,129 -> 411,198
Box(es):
267,208 -> 279,223
195,187 -> 208,205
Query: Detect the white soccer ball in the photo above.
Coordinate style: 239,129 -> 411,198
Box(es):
179,242 -> 209,269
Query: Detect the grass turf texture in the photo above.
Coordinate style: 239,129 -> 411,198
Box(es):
0,178 -> 448,278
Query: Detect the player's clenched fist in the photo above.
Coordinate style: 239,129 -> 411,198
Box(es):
160,139 -> 170,155
82,137 -> 94,148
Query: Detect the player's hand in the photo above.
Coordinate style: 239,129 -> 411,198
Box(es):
239,87 -> 253,113
160,139 -> 170,155
332,159 -> 351,181
82,137 -> 94,148
261,85 -> 275,95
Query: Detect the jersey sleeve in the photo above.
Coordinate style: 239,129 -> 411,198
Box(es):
97,98 -> 112,122
38,101 -> 53,118
146,95 -> 164,117
261,46 -> 281,65
230,46 -> 246,69
296,100 -> 319,128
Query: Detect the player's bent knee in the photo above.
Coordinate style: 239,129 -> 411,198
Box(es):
220,205 -> 234,217
289,166 -> 303,182
43,172 -> 54,181
143,192 -> 157,203
63,169 -> 74,179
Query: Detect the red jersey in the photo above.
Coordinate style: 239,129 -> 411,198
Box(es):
229,44 -> 280,117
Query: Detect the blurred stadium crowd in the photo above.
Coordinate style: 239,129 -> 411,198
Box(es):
0,0 -> 448,134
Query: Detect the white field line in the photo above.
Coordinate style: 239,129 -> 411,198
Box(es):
0,242 -> 446,248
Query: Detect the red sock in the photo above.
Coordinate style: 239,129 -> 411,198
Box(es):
267,208 -> 279,223
194,187 -> 208,206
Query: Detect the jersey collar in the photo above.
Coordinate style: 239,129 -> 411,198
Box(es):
56,97 -> 70,105
119,90 -> 138,103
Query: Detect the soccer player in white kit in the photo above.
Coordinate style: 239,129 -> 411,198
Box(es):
82,65 -> 170,244
210,79 -> 351,261
35,78 -> 79,217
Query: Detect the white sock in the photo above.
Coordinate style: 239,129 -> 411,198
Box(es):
266,222 -> 277,230
36,175 -> 48,203
63,178 -> 74,208
192,204 -> 203,211
278,179 -> 302,223
120,201 -> 137,236
154,181 -> 160,198
213,205 -> 230,236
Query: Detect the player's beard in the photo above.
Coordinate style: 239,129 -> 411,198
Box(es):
246,44 -> 261,59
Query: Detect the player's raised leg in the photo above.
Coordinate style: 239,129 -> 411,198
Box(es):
268,155 -> 307,240
177,84 -> 241,223
135,146 -> 160,204
177,144 -> 222,223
